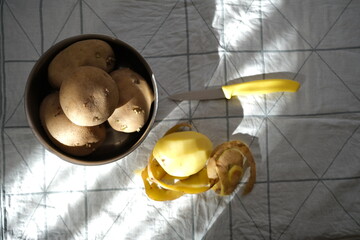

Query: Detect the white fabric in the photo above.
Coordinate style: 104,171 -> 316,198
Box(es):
1,0 -> 360,239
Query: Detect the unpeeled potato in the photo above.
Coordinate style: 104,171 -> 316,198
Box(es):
108,68 -> 154,133
59,66 -> 119,127
40,92 -> 106,156
48,39 -> 115,88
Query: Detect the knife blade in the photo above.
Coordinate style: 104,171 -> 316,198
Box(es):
168,79 -> 300,101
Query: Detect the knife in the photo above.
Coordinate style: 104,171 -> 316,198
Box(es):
168,79 -> 300,101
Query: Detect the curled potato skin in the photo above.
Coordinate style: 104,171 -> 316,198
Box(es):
207,140 -> 256,195
108,68 -> 154,133
48,39 -> 115,88
141,166 -> 184,201
40,92 -> 106,156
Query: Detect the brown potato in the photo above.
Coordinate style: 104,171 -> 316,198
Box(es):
40,92 -> 106,156
48,39 -> 115,88
59,66 -> 119,127
108,68 -> 154,133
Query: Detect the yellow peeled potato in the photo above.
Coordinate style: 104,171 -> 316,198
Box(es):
59,66 -> 119,127
40,92 -> 106,156
108,68 -> 154,133
48,39 -> 115,88
152,131 -> 213,177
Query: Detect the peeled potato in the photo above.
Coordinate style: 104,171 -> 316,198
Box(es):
141,123 -> 256,201
40,92 -> 106,156
152,131 -> 213,177
59,66 -> 119,127
48,39 -> 115,88
108,68 -> 154,133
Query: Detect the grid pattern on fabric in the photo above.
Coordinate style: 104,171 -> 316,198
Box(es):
1,0 -> 360,240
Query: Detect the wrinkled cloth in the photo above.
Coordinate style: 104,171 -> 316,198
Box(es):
1,0 -> 360,239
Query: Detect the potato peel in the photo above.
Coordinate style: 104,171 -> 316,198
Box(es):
141,123 -> 256,201
207,140 -> 256,196
141,166 -> 184,201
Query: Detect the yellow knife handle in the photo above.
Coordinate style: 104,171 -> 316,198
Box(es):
221,79 -> 300,99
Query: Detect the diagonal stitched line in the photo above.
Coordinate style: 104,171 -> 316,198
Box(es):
4,130 -> 33,175
277,181 -> 319,240
140,0 -> 180,54
249,117 -> 266,147
321,180 -> 360,227
321,124 -> 360,178
233,193 -> 266,240
267,118 -> 319,178
223,0 -> 256,51
266,51 -> 314,115
115,161 -> 136,185
4,1 -> 40,57
268,0 -> 313,49
189,53 -> 226,119
45,193 -> 76,240
44,165 -> 63,192
201,197 -> 226,239
101,194 -> 135,240
57,212 -> 75,239
152,204 -> 185,240
51,0 -> 80,46
190,0 -> 222,49
4,93 -> 24,126
315,0 -> 353,49
82,0 -> 117,38
316,51 -> 360,102
159,78 -> 189,118
271,120 -> 360,238
225,0 -> 256,19
19,193 -> 46,239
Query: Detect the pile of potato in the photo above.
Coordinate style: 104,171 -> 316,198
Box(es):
40,39 -> 154,157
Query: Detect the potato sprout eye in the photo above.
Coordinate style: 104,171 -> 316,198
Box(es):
108,68 -> 154,133
106,56 -> 115,66
133,106 -> 144,114
104,88 -> 109,96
